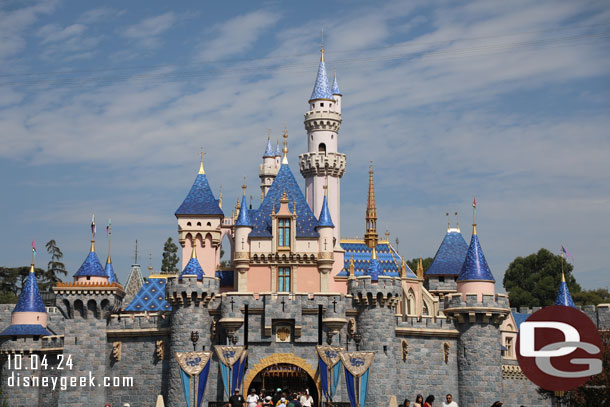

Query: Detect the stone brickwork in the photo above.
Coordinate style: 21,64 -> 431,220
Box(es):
425,276 -> 457,293
501,359 -> 549,407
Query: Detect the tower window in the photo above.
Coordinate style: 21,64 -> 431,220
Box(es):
330,104 -> 333,108
197,222 -> 201,226
187,222 -> 192,226
318,143 -> 326,153
207,222 -> 211,227
320,103 -> 324,107
439,276 -> 445,282
278,218 -> 291,248
278,267 -> 291,292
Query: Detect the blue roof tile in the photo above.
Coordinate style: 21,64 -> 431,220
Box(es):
338,241 -> 414,278
124,278 -> 172,312
74,250 -> 106,278
317,196 -> 334,228
13,270 -> 46,313
457,232 -> 495,282
0,324 -> 51,337
275,142 -> 281,157
331,73 -> 341,95
175,173 -> 224,216
512,312 -> 530,331
263,138 -> 274,158
249,164 -> 319,238
235,195 -> 252,227
180,257 -> 205,280
426,230 -> 468,276
310,60 -> 333,101
105,260 -> 118,284
555,281 -> 576,307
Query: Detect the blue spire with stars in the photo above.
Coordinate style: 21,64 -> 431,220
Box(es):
105,259 -> 118,284
263,137 -> 274,158
235,194 -> 252,227
457,226 -> 495,282
317,195 -> 334,228
555,272 -> 576,307
179,246 -> 205,281
331,71 -> 341,95
13,266 -> 46,313
309,48 -> 333,101
365,248 -> 381,282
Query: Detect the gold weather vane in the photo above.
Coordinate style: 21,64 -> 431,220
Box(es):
242,177 -> 247,196
320,29 -> 325,62
472,196 -> 477,235
282,126 -> 289,164
219,185 -> 223,209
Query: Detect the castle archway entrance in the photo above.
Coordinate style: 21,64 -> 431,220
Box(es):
243,354 -> 320,406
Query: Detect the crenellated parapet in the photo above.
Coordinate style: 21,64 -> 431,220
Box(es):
303,109 -> 341,132
443,292 -> 510,324
166,275 -> 219,306
299,151 -> 346,178
348,276 -> 402,308
53,281 -> 125,319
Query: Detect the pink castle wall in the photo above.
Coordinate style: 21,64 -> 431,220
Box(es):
295,266 -> 320,292
248,265 -> 271,293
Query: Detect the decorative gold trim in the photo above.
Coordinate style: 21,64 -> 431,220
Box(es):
243,353 -> 321,398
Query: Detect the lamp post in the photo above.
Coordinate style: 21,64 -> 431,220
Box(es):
190,331 -> 199,351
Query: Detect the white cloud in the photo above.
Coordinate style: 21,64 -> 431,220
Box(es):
197,10 -> 279,61
122,12 -> 176,48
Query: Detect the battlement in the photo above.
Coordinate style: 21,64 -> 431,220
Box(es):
396,315 -> 457,331
298,151 -> 346,178
348,276 -> 401,307
445,292 -> 510,310
166,275 -> 219,306
303,109 -> 341,132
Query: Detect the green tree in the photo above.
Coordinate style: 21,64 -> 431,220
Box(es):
573,288 -> 610,306
0,266 -> 47,300
406,257 -> 434,274
45,239 -> 67,285
161,237 -> 179,274
503,248 -> 581,308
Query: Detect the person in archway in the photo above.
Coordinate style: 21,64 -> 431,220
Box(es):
300,390 -> 313,407
228,389 -> 246,407
247,389 -> 260,407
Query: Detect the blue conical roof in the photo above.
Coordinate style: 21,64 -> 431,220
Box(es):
457,231 -> 495,282
555,280 -> 576,307
331,73 -> 341,95
105,260 -> 118,284
316,195 -> 334,228
74,250 -> 106,278
426,230 -> 468,276
13,269 -> 46,313
235,195 -> 252,227
175,173 -> 224,216
263,138 -> 274,158
179,249 -> 205,280
275,142 -> 281,157
124,277 -> 172,312
310,60 -> 333,101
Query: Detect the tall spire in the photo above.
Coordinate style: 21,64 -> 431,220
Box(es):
106,218 -> 112,264
282,126 -> 289,164
90,214 -> 96,252
364,162 -> 378,249
556,253 -> 576,307
331,67 -> 342,95
309,32 -> 333,101
263,132 -> 274,157
235,194 -> 252,227
105,218 -> 117,284
472,195 -> 477,235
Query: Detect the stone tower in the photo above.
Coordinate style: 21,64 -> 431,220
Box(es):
316,188 -> 335,291
443,207 -> 509,406
259,135 -> 280,202
234,193 -> 253,291
299,45 -> 346,244
166,248 -> 218,407
53,222 -> 125,406
175,155 -> 224,275
348,250 -> 401,406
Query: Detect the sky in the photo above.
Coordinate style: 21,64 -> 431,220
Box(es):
0,0 -> 609,292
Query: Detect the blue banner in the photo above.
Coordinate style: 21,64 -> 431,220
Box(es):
339,351 -> 375,407
316,345 -> 344,402
176,351 -> 213,407
214,346 -> 248,399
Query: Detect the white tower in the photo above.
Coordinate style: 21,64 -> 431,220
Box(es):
299,45 -> 346,244
259,133 -> 280,202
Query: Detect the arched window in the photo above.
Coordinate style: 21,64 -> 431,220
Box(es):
318,143 -> 326,153
197,222 -> 201,226
187,222 -> 192,226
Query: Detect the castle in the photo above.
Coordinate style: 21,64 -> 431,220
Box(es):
1,47 -> 608,407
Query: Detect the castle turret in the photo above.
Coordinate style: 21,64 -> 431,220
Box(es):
166,249 -> 219,407
331,67 -> 342,114
443,199 -> 509,406
316,188 -> 335,291
348,248 -> 401,406
54,219 -> 125,405
299,43 -> 346,244
555,269 -> 576,307
175,154 -> 224,275
104,218 -> 118,283
259,134 -> 280,202
234,193 -> 253,291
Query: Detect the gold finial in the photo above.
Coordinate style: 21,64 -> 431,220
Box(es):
90,214 -> 96,252
561,250 -> 566,282
191,241 -> 197,259
416,258 -> 424,280
371,247 -> 377,260
472,196 -> 477,235
199,148 -> 205,174
272,201 -> 276,215
106,218 -> 112,264
282,126 -> 289,164
242,176 -> 247,196
320,29 -> 325,62
349,255 -> 355,278
31,240 -> 36,273
219,185 -> 223,209
236,197 -> 241,210
400,257 -> 406,278
293,200 -> 297,216
384,226 -> 390,241
280,189 -> 289,203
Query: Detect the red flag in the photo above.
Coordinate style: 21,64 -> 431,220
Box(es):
32,240 -> 36,254
473,196 -> 477,208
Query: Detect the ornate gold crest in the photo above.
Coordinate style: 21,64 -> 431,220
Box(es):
276,326 -> 291,342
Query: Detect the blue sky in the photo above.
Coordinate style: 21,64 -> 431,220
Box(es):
0,0 -> 609,291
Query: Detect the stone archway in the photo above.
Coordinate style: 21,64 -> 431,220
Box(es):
243,353 -> 321,401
